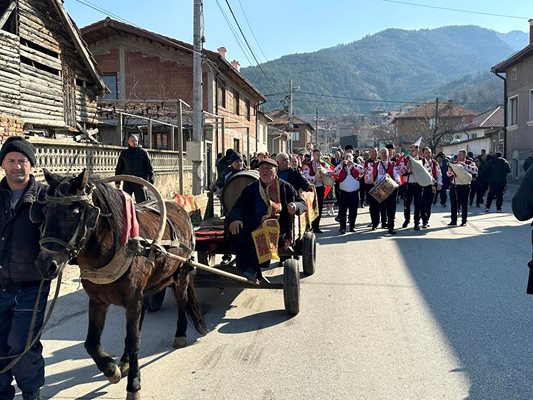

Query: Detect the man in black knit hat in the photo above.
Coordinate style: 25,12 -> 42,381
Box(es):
0,136 -> 48,400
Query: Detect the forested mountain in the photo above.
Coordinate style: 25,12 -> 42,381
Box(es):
241,26 -> 527,115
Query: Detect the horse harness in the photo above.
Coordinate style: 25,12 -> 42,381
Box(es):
37,193 -> 194,285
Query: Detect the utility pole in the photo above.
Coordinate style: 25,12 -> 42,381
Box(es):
315,107 -> 318,150
433,97 -> 439,151
288,80 -> 293,154
191,0 -> 204,195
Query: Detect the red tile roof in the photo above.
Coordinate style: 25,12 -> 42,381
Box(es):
456,106 -> 504,131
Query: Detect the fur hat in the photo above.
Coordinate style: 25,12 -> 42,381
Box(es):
0,136 -> 36,166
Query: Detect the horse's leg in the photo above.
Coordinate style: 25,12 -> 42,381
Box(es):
84,298 -> 121,384
173,301 -> 188,349
119,304 -> 145,377
124,298 -> 143,400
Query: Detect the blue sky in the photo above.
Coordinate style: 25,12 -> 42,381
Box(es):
65,0 -> 532,68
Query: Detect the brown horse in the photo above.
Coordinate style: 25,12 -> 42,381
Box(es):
33,169 -> 206,400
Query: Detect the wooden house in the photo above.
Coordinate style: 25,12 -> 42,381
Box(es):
0,0 -> 106,139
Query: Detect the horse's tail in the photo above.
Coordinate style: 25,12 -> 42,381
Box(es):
186,279 -> 208,334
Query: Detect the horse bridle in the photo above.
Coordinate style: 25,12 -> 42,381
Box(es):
39,193 -> 101,259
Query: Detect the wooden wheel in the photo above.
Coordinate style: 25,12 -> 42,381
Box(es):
283,258 -> 300,315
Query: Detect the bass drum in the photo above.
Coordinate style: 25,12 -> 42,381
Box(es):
221,170 -> 259,213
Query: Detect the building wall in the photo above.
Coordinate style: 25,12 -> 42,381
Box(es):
87,34 -> 260,164
505,56 -> 533,176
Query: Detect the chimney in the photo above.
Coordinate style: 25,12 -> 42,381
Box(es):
230,60 -> 240,72
217,47 -> 227,58
530,19 -> 533,44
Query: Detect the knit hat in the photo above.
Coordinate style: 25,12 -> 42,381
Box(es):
0,136 -> 36,166
230,152 -> 243,163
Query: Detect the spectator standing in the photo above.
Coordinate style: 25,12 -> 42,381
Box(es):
115,134 -> 154,203
485,152 -> 511,212
0,137 -> 49,400
523,151 -> 533,172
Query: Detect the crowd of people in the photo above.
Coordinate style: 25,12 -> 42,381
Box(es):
215,143 -> 513,236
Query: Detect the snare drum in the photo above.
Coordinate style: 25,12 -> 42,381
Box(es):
368,174 -> 398,203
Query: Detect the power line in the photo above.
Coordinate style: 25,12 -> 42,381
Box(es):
236,0 -> 269,63
223,0 -> 270,81
381,0 -> 528,20
72,0 -> 139,26
214,0 -> 254,66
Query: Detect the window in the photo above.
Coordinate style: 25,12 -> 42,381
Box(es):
245,99 -> 251,121
102,74 -> 118,99
216,79 -> 226,108
233,90 -> 240,115
509,95 -> 518,127
233,138 -> 240,153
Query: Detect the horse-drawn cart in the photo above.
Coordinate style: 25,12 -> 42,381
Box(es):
146,170 -> 318,316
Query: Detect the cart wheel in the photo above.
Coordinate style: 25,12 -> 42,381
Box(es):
283,258 -> 300,315
302,232 -> 316,276
145,288 -> 166,312
197,251 -> 216,266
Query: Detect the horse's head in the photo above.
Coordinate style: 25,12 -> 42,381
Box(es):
33,168 -> 101,276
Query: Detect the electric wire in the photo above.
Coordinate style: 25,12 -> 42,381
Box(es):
224,0 -> 270,81
381,0 -> 528,20
236,0 -> 269,63
214,0 -> 254,66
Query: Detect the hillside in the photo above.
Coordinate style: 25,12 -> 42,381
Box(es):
241,26 -> 527,115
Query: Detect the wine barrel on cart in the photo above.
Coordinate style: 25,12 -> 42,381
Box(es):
221,170 -> 259,212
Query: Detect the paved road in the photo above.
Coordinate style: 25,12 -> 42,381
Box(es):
28,189 -> 533,399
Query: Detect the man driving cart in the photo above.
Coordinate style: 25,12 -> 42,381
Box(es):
226,158 -> 307,280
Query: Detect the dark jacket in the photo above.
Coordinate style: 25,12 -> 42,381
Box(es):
486,156 -> 511,185
277,168 -> 311,192
0,176 -> 47,284
512,165 -> 533,222
523,157 -> 533,172
227,179 -> 306,235
115,146 -> 155,183
215,166 -> 243,191
216,156 -> 232,176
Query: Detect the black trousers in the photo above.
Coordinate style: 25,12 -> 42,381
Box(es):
450,184 -> 470,223
421,185 -> 435,225
486,182 -> 506,211
366,184 -> 381,228
338,190 -> 359,230
312,185 -> 325,231
123,182 -> 147,203
379,188 -> 398,230
403,182 -> 423,225
359,179 -> 366,205
469,180 -> 487,206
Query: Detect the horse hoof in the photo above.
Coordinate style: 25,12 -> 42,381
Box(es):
107,364 -> 121,384
126,391 -> 141,400
173,336 -> 187,349
119,361 -> 130,377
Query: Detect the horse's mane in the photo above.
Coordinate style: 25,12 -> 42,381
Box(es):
91,179 -> 124,242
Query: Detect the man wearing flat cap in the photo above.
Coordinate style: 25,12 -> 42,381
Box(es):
227,158 -> 307,280
0,136 -> 49,400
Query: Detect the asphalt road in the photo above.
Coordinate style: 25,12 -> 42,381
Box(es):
28,189 -> 533,399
